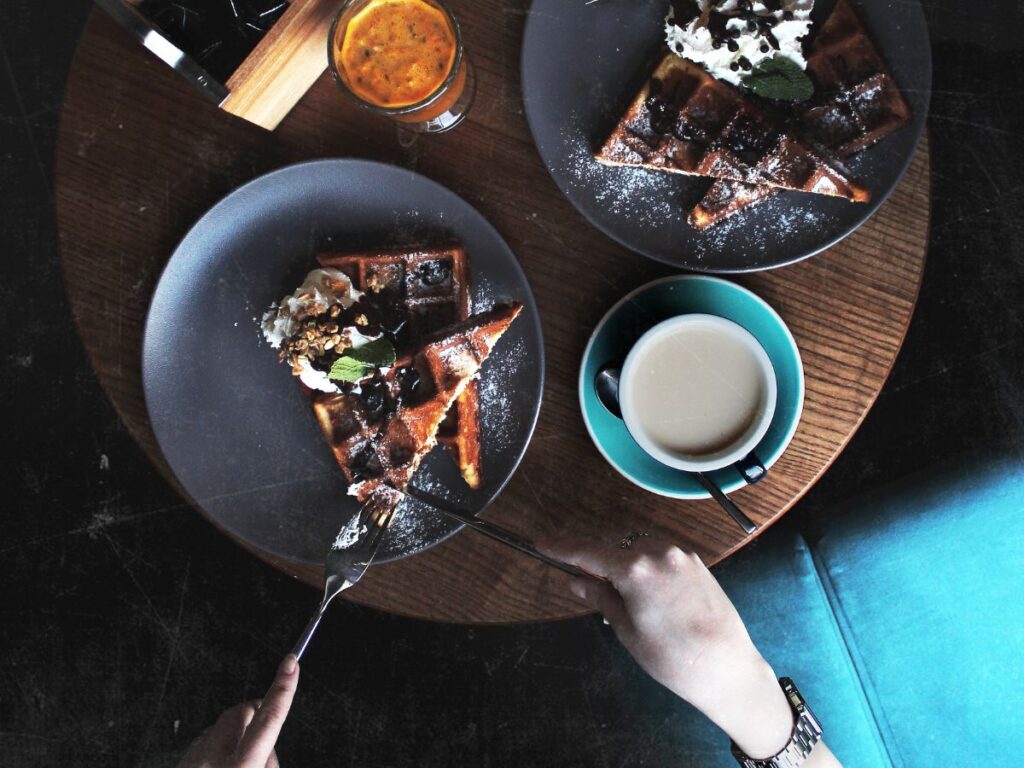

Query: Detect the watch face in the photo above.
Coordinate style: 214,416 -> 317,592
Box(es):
782,677 -> 807,712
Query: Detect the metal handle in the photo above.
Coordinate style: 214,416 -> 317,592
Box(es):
735,451 -> 767,485
695,472 -> 757,535
291,600 -> 329,661
404,486 -> 607,582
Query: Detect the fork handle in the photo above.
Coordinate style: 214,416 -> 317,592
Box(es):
291,600 -> 329,661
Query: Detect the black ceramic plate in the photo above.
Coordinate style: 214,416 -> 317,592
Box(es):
143,160 -> 544,566
521,0 -> 930,272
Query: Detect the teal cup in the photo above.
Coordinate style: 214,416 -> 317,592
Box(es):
579,276 -> 805,498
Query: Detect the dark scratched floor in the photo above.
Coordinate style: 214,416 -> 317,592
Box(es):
2,1 -> 1022,765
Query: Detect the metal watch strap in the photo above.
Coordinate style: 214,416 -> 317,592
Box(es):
730,677 -> 823,768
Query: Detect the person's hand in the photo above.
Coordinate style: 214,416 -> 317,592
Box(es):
178,655 -> 300,768
538,535 -> 794,760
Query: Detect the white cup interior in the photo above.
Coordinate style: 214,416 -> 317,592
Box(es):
619,314 -> 777,473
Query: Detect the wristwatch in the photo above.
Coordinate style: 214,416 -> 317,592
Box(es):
730,678 -> 822,768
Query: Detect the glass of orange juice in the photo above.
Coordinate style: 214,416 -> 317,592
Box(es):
328,0 -> 475,133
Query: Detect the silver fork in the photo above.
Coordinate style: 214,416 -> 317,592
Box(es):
290,495 -> 399,660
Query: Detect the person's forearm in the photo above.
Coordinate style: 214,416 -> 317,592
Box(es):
540,537 -> 844,767
693,648 -> 842,766
701,649 -> 795,759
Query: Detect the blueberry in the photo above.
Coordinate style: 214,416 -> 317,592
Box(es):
396,365 -> 422,402
350,443 -> 382,480
358,379 -> 389,421
416,260 -> 452,287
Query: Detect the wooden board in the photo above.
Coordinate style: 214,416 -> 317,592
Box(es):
55,7 -> 930,624
223,0 -> 344,130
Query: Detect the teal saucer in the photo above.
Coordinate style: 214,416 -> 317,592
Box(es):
579,276 -> 804,499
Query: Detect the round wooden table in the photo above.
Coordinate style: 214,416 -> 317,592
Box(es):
55,8 -> 931,624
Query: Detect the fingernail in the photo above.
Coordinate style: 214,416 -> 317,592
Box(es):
569,580 -> 586,600
280,654 -> 297,675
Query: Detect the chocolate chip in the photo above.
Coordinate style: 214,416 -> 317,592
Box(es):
727,39 -> 739,52
738,56 -> 752,71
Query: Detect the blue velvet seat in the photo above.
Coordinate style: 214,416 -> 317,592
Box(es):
677,458 -> 1024,766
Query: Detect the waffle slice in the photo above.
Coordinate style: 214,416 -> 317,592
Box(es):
316,245 -> 483,490
308,304 -> 522,510
595,52 -> 869,201
689,0 -> 911,229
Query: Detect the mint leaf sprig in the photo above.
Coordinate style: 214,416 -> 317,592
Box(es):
327,337 -> 396,384
741,57 -> 814,102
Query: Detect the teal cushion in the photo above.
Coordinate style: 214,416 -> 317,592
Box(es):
813,459 -> 1024,765
670,524 -> 889,767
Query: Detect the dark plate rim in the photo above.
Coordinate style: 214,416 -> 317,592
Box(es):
141,158 -> 546,566
520,0 -> 933,273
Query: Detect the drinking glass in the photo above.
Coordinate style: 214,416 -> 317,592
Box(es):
328,0 -> 475,134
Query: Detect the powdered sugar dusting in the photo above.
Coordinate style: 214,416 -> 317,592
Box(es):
688,194 -> 837,262
470,272 -> 500,313
469,274 -> 529,452
378,293 -> 527,556
477,335 -> 524,454
382,471 -> 467,552
332,511 -> 366,551
383,495 -> 445,552
561,124 -> 678,227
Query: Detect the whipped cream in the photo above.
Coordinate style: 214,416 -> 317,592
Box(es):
261,268 -> 379,394
665,0 -> 813,87
262,268 -> 363,347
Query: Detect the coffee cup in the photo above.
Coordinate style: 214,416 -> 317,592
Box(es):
618,314 -> 777,473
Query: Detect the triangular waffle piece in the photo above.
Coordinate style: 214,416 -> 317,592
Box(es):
689,0 -> 911,229
316,245 -> 483,489
309,304 -> 522,506
595,52 -> 869,201
800,0 -> 911,157
689,179 -> 776,229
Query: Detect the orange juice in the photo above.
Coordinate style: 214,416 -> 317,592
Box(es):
336,0 -> 459,110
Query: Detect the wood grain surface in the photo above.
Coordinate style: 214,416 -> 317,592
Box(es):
55,6 -> 930,624
222,0 -> 343,129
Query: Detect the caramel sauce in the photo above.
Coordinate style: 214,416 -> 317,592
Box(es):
337,0 -> 457,109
